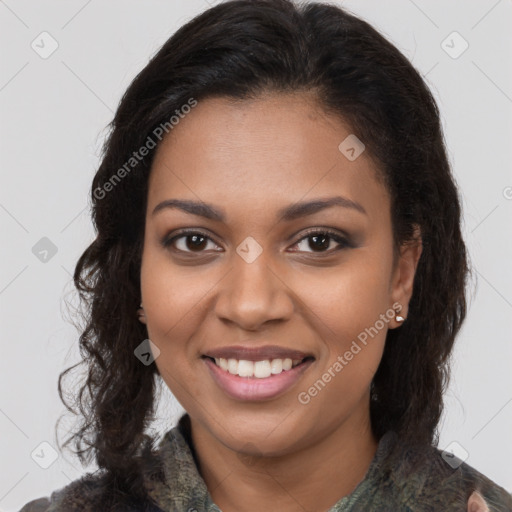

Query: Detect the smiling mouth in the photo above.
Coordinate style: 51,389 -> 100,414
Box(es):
201,356 -> 315,379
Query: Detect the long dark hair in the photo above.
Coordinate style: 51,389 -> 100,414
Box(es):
58,0 -> 470,506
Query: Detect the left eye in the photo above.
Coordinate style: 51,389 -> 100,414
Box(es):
291,230 -> 350,253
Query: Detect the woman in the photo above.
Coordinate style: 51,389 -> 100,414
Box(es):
20,0 -> 512,511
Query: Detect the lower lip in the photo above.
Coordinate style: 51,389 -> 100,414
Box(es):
203,358 -> 314,401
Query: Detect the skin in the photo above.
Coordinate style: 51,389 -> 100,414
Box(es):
139,92 -> 422,512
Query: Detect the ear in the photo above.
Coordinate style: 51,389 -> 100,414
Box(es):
137,304 -> 147,325
389,224 -> 423,328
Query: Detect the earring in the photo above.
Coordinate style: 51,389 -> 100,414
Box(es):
394,304 -> 405,323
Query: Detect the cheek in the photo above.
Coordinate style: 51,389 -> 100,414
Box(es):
290,252 -> 391,394
140,253 -> 195,383
139,245 -> 226,406
140,245 -> 212,340
291,251 -> 392,338
140,250 -> 206,406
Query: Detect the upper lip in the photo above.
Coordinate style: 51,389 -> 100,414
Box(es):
203,345 -> 314,361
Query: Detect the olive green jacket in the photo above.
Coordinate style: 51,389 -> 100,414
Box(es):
19,414 -> 512,511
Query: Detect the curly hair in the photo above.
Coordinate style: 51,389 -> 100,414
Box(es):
58,0 -> 470,506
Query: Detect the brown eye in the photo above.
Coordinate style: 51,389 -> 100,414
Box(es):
291,230 -> 352,254
162,231 -> 221,253
183,234 -> 208,251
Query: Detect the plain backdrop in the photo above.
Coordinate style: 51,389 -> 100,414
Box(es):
1,0 -> 511,509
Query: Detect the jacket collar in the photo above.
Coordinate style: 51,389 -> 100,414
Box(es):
145,413 -> 398,512
144,414 -> 221,511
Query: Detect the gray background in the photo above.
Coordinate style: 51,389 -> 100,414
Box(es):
1,0 -> 511,509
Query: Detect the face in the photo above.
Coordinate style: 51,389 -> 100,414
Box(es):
139,92 -> 421,456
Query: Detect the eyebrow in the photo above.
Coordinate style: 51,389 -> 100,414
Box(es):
152,195 -> 367,221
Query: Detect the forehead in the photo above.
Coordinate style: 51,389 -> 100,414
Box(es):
147,93 -> 390,224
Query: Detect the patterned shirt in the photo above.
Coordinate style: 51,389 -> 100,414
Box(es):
19,414 -> 512,511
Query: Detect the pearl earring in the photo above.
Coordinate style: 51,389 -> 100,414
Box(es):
394,304 -> 405,323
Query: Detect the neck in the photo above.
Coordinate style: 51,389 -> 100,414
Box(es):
189,401 -> 378,512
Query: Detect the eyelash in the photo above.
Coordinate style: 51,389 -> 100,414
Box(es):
161,228 -> 353,256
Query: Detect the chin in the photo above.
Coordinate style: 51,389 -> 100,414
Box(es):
208,411 -> 313,454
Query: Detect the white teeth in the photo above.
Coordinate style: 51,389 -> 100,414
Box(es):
282,358 -> 292,371
238,360 -> 254,377
270,359 -> 282,374
212,357 -> 305,378
254,360 -> 272,378
227,358 -> 238,375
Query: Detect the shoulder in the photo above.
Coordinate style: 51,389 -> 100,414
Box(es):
455,456 -> 512,512
18,470 -> 166,512
18,473 -> 108,512
382,436 -> 512,511
18,445 -> 169,512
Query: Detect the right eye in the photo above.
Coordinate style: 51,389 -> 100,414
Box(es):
161,230 -> 223,254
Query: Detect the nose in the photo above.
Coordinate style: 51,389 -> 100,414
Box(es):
213,248 -> 294,331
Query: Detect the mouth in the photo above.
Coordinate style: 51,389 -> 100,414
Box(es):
201,345 -> 315,401
201,355 -> 314,378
